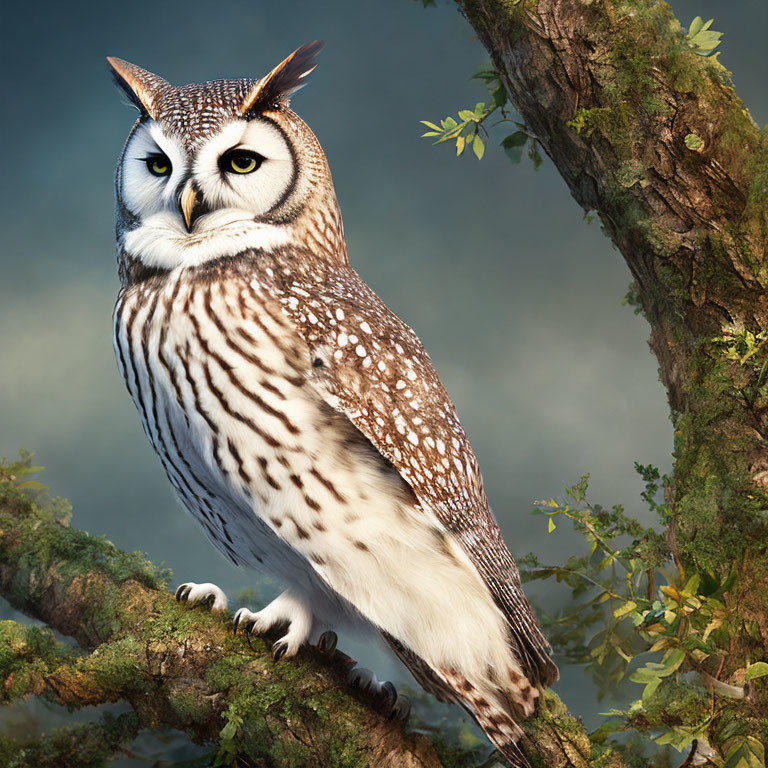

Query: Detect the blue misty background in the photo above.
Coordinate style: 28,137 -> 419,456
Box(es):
0,0 -> 765,762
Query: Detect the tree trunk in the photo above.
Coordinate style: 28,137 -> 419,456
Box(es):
456,0 -> 768,650
452,0 -> 768,752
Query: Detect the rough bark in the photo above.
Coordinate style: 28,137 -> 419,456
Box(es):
0,470 -> 617,767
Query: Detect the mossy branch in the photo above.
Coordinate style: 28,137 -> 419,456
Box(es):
0,467 -> 627,767
0,712 -> 141,768
0,475 -> 444,767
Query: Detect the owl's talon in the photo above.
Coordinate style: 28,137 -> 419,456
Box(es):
389,693 -> 411,721
232,591 -> 312,659
174,582 -> 228,613
347,667 -> 410,720
232,607 -> 260,637
233,607 -> 252,635
348,666 -> 378,692
379,680 -> 397,709
316,630 -> 338,655
272,639 -> 289,661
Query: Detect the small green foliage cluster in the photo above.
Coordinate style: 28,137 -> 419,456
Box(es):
421,102 -> 492,160
622,281 -> 646,318
712,324 -> 768,411
686,17 -> 723,58
420,69 -> 543,167
521,467 -> 767,766
566,107 -> 613,139
214,703 -> 244,766
713,326 -> 767,373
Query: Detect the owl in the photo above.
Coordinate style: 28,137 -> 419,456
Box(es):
108,42 -> 557,767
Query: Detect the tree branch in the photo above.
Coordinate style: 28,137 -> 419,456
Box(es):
0,468 -> 619,767
0,711 -> 141,768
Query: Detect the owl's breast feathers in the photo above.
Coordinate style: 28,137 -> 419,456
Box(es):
227,247 -> 558,690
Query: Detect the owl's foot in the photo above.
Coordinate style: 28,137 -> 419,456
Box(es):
316,630 -> 338,655
175,581 -> 228,613
348,667 -> 411,721
232,590 -> 312,659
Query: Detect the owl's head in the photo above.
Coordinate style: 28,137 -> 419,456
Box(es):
109,42 -> 343,280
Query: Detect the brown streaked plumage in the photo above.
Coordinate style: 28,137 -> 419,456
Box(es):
108,42 -> 556,768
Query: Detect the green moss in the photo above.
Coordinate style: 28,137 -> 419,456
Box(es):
670,343 -> 768,574
0,712 -> 139,768
616,160 -> 644,188
0,622 -> 85,702
0,475 -> 169,616
205,654 -> 254,692
168,688 -> 210,725
326,729 -> 368,768
88,636 -> 144,693
566,107 -> 614,138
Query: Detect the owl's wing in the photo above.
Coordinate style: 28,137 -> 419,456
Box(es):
269,258 -> 558,688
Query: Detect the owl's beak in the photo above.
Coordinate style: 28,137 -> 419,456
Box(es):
180,181 -> 201,232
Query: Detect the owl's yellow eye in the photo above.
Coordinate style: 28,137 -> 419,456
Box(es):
222,150 -> 263,175
145,155 -> 171,177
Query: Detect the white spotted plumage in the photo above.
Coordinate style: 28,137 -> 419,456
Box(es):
109,41 -> 556,768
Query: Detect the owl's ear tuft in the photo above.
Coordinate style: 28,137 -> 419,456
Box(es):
239,40 -> 324,116
107,57 -> 170,119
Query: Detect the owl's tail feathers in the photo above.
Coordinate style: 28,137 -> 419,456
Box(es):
438,666 -> 537,768
381,633 -> 538,767
477,721 -> 532,768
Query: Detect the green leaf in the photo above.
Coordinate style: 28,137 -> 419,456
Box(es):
630,663 -> 665,683
642,676 -> 662,705
501,131 -> 527,163
589,715 -> 625,744
16,480 -> 48,491
685,133 -> 704,150
473,135 -> 485,160
456,136 -> 465,156
683,573 -> 701,594
502,130 -> 528,148
723,737 -> 765,768
655,727 -> 696,750
688,15 -> 705,38
528,141 -> 543,170
746,661 -> 768,680
472,68 -> 497,81
420,121 -> 441,131
687,16 -> 723,55
421,131 -> 441,138
458,109 -> 476,122
613,601 -> 637,618
547,517 -> 557,533
658,648 -> 686,676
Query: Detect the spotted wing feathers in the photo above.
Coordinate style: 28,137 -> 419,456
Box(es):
265,254 -> 558,688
